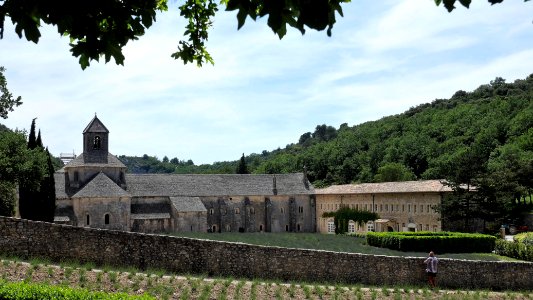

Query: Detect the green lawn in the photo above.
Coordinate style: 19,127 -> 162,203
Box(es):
170,232 -> 515,261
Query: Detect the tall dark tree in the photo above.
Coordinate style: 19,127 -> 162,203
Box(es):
27,118 -> 37,150
36,129 -> 43,148
37,148 -> 56,222
236,153 -> 249,174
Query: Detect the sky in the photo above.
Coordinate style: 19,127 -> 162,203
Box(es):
0,1 -> 532,165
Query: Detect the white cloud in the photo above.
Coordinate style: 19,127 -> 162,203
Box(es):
1,0 -> 532,164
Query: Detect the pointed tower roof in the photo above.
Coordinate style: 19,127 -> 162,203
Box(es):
83,115 -> 109,134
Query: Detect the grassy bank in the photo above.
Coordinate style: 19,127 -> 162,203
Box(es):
170,232 -> 514,261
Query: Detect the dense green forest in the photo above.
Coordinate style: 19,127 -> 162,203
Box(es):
120,75 -> 533,186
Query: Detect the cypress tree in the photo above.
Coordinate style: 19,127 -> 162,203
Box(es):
236,153 -> 249,174
27,118 -> 37,149
36,129 -> 43,148
38,148 -> 56,222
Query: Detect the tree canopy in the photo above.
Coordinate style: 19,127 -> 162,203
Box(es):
0,0 -> 526,69
0,66 -> 22,119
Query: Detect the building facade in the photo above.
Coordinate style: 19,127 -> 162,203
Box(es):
54,116 -> 316,233
315,181 -> 451,234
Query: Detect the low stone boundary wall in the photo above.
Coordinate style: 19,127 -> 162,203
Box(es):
1,217 -> 531,290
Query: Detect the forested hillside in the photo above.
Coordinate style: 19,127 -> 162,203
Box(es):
121,74 -> 533,187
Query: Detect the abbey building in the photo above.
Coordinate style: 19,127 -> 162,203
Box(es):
54,116 -> 317,233
54,116 -> 448,234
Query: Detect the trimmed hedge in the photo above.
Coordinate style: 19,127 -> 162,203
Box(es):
494,239 -> 533,262
366,231 -> 496,253
0,281 -> 154,300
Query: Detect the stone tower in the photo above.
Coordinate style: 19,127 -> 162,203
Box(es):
83,115 -> 109,163
63,115 -> 127,196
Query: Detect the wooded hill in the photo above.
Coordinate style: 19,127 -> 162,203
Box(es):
121,74 -> 533,188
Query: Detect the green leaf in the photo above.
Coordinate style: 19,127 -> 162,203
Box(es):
459,0 -> 471,8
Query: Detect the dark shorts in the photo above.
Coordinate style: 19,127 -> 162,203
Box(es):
427,272 -> 437,277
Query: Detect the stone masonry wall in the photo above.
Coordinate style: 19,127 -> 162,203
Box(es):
0,217 -> 531,290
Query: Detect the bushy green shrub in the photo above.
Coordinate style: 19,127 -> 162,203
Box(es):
513,232 -> 533,246
0,281 -> 154,300
366,231 -> 496,253
494,239 -> 533,262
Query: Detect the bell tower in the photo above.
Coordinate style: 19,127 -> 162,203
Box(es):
82,114 -> 109,163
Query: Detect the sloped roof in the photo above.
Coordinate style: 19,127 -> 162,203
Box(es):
63,152 -> 126,168
170,197 -> 207,212
72,172 -> 130,198
125,173 -> 314,197
54,172 -> 68,199
131,213 -> 170,220
83,115 -> 109,133
315,180 -> 452,195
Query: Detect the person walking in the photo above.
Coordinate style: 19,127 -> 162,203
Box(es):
424,251 -> 438,288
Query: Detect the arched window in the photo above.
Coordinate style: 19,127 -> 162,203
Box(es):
297,224 -> 301,231
104,214 -> 110,225
285,225 -> 289,232
259,224 -> 263,232
93,136 -> 101,149
212,225 -> 217,233
234,208 -> 240,214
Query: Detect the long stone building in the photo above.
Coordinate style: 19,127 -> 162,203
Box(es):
315,180 -> 451,234
54,116 -> 453,234
54,116 -> 317,233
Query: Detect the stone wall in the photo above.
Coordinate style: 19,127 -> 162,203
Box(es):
0,216 -> 531,291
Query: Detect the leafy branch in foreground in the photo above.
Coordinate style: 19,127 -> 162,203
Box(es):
1,0 -> 528,68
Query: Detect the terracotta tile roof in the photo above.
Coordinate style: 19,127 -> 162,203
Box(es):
72,172 -> 130,198
315,180 -> 452,195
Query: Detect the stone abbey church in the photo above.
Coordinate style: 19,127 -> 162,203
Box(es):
54,116 -> 446,234
54,116 -> 317,233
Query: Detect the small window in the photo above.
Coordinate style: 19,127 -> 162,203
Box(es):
209,208 -> 214,215
285,225 -> 289,232
380,204 -> 383,212
259,224 -> 263,232
235,208 -> 240,214
367,221 -> 374,232
280,207 -> 284,214
414,205 -> 417,213
250,207 -> 255,214
212,225 -> 217,232
86,214 -> 90,226
226,225 -> 231,232
408,204 -> 411,213
348,221 -> 355,233
402,204 -> 405,212
104,214 -> 110,225
327,221 -> 335,233
297,224 -> 301,231
427,205 -> 430,213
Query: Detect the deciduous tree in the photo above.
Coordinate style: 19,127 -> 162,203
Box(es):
0,1 -> 525,69
0,66 -> 22,119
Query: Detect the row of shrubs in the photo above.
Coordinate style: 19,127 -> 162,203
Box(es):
0,281 -> 153,300
494,232 -> 533,262
366,231 -> 496,253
